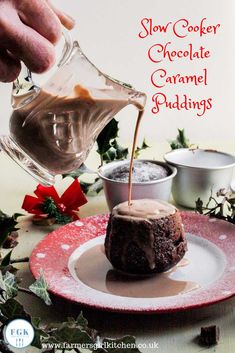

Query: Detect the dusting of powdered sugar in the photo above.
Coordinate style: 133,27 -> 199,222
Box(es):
106,161 -> 169,183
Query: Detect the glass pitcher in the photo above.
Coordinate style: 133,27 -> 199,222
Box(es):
0,33 -> 147,185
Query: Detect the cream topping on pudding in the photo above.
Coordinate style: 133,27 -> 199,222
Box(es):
113,199 -> 176,219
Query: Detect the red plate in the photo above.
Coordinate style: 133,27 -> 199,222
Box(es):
30,212 -> 235,313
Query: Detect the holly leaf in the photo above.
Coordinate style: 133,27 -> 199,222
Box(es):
0,271 -> 18,300
170,128 -> 191,150
102,139 -> 129,163
97,118 -> 119,156
0,211 -> 21,248
1,250 -> 13,267
134,139 -> 150,158
111,139 -> 129,160
41,198 -> 72,225
102,336 -> 142,353
195,198 -> 204,214
2,231 -> 19,249
87,178 -> 103,195
29,271 -> 52,306
80,178 -> 103,195
102,147 -> 117,162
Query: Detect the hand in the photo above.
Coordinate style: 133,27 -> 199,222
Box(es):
0,0 -> 75,82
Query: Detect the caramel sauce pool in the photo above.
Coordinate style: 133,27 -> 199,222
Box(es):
75,245 -> 199,298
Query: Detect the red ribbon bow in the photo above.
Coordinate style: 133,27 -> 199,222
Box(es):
22,179 -> 87,221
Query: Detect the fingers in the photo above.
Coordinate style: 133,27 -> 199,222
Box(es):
0,0 -> 75,79
17,0 -> 62,44
0,50 -> 21,82
0,17 -> 56,74
46,0 -> 75,30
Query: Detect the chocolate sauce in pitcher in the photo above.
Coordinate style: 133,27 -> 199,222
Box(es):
10,85 -> 143,175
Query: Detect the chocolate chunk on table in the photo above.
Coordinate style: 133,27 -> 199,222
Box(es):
200,325 -> 220,346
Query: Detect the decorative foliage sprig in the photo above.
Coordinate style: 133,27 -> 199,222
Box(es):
195,189 -> 235,224
63,118 -> 150,195
169,128 -> 196,150
0,209 -> 142,353
22,179 -> 87,225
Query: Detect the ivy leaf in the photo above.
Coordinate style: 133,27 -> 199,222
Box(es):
0,340 -> 14,353
134,138 -> 150,158
102,336 -> 142,353
0,298 -> 29,322
29,271 -> 52,306
0,265 -> 18,276
97,119 -> 119,156
0,271 -> 18,300
195,190 -> 235,224
51,325 -> 94,346
170,128 -> 191,150
76,312 -> 89,330
48,315 -> 96,347
31,317 -> 49,349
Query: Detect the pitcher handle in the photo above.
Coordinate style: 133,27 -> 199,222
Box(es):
12,29 -> 73,103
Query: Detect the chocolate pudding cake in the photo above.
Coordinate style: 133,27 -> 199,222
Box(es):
105,199 -> 187,275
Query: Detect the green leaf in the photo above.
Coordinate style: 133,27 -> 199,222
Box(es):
195,198 -> 204,214
102,336 -> 142,353
41,198 -> 72,225
97,119 -> 119,156
0,271 -> 18,299
102,147 -> 117,162
29,271 -> 52,306
76,312 -> 89,330
0,265 -> 18,276
102,139 -> 129,163
31,317 -> 49,349
79,178 -> 103,195
0,211 -> 21,248
170,128 -> 191,150
194,190 -> 235,224
0,340 -> 14,353
87,178 -> 103,195
0,298 -> 29,321
134,138 -> 150,158
111,139 -> 129,160
1,250 -> 13,267
51,325 -> 94,345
